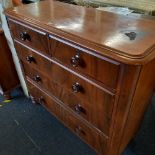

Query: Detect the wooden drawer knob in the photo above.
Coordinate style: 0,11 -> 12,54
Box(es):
20,32 -> 31,41
26,55 -> 35,63
72,82 -> 81,93
74,104 -> 85,114
30,96 -> 44,105
38,96 -> 45,105
71,53 -> 80,67
33,75 -> 41,83
75,126 -> 85,135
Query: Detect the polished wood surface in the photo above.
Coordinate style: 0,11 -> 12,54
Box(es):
5,1 -> 155,154
5,0 -> 155,64
119,59 -> 155,154
0,27 -> 19,99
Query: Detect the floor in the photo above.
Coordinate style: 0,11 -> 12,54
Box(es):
0,88 -> 155,155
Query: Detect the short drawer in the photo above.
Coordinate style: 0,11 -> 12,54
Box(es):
8,20 -> 49,55
21,63 -> 111,135
49,35 -> 120,89
27,81 -> 62,120
63,109 -> 107,154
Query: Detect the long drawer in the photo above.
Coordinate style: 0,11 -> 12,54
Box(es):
27,81 -> 108,155
49,35 -> 120,89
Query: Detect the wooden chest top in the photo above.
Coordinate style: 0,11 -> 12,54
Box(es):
5,0 -> 155,64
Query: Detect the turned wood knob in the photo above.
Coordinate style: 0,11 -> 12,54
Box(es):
38,96 -> 44,104
75,126 -> 85,135
72,82 -> 81,93
30,96 -> 37,104
74,104 -> 85,114
20,32 -> 31,41
33,75 -> 41,83
26,55 -> 35,63
71,53 -> 80,67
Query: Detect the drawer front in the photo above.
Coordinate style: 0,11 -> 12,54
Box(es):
8,20 -> 49,55
63,110 -> 107,154
21,62 -> 111,135
49,35 -> 120,89
27,81 -> 62,120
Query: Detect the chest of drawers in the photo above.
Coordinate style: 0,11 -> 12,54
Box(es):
5,1 -> 155,154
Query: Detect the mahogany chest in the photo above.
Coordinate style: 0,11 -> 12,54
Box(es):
5,1 -> 155,154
